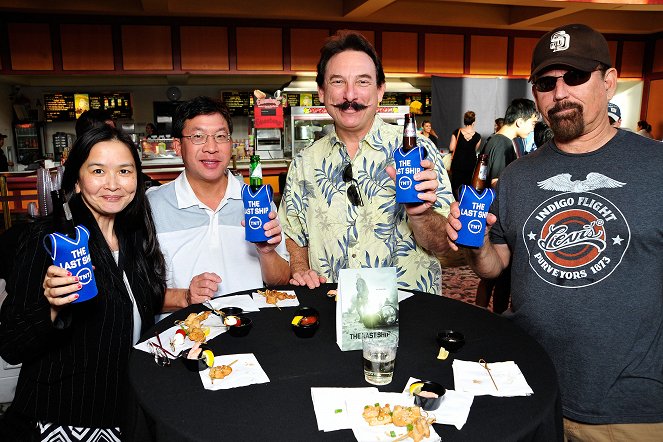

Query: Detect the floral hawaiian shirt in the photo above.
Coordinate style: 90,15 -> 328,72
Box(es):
279,115 -> 454,294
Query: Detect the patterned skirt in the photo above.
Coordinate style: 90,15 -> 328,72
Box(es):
38,422 -> 121,442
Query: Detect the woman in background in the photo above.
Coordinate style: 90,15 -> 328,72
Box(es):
420,120 -> 439,149
636,120 -> 653,139
0,126 -> 166,441
448,110 -> 481,198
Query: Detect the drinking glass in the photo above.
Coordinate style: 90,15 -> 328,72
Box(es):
362,331 -> 398,385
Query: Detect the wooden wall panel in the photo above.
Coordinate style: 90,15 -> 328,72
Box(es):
381,32 -> 417,73
180,26 -> 229,70
424,34 -> 463,74
470,35 -> 507,75
647,79 -> 663,140
8,23 -> 53,70
290,29 -> 329,71
122,25 -> 173,70
607,41 -> 618,70
620,41 -> 644,78
236,27 -> 282,71
652,39 -> 663,73
61,24 -> 114,71
512,37 -> 538,76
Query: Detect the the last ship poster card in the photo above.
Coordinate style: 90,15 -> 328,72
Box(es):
336,267 -> 398,351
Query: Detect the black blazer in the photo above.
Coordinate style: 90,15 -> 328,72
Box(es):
0,197 -> 164,429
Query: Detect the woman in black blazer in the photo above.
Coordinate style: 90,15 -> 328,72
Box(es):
0,127 -> 167,441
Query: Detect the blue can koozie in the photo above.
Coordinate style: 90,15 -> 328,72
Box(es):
242,184 -> 274,243
43,225 -> 98,303
394,145 -> 426,203
455,185 -> 496,248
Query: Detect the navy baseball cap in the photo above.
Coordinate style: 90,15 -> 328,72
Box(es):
530,24 -> 612,80
607,103 -> 621,121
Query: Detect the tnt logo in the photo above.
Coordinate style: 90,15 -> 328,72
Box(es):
550,31 -> 570,52
467,220 -> 482,234
76,267 -> 93,285
398,176 -> 413,190
248,216 -> 263,230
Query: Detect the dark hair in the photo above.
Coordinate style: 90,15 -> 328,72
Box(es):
62,126 -> 166,301
75,109 -> 114,136
637,120 -> 652,132
316,31 -> 385,88
504,98 -> 538,125
534,121 -> 554,148
172,96 -> 233,139
422,120 -> 432,126
463,111 -> 476,126
494,118 -> 505,131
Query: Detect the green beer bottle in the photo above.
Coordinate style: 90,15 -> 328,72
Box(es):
249,155 -> 262,191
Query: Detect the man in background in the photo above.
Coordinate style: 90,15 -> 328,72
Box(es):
607,102 -> 622,128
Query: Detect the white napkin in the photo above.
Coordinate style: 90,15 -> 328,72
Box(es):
206,294 -> 260,312
310,387 -> 379,432
402,377 -> 474,430
347,392 -> 441,442
397,289 -> 414,303
452,360 -> 534,397
134,314 -> 226,359
251,290 -> 300,308
199,353 -> 270,390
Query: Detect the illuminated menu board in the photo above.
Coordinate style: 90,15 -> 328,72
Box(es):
44,93 -> 76,122
222,92 -> 251,116
44,92 -> 132,122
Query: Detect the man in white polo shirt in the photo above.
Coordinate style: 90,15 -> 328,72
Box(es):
148,96 -> 290,309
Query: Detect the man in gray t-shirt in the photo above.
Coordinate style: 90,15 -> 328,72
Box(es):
447,24 -> 663,439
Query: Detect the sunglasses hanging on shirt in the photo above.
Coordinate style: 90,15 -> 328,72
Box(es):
342,163 -> 364,207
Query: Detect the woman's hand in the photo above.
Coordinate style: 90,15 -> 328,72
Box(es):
43,265 -> 80,322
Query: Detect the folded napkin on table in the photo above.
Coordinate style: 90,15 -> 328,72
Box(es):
347,392 -> 441,442
402,377 -> 474,430
251,290 -> 299,308
397,290 -> 414,303
206,294 -> 260,312
310,387 -> 379,432
452,360 -> 534,397
200,353 -> 270,390
134,314 -> 226,358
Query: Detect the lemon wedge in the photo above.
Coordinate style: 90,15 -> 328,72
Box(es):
409,382 -> 424,396
201,349 -> 214,367
437,347 -> 449,360
291,315 -> 304,326
203,326 -> 211,336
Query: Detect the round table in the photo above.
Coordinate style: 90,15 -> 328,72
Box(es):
128,284 -> 562,441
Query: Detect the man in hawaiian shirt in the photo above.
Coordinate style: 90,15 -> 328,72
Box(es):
278,31 -> 453,294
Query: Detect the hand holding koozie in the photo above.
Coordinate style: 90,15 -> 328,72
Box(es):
455,154 -> 495,248
43,225 -> 98,303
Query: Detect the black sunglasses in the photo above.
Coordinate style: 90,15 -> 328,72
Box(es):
342,164 -> 364,207
532,69 -> 594,93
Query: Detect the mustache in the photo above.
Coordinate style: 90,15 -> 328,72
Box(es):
548,101 -> 583,119
332,101 -> 368,111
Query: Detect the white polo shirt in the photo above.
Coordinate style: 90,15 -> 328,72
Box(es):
147,170 -> 288,298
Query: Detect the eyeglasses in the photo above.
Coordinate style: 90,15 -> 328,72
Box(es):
181,132 -> 232,145
532,69 -> 595,93
342,163 -> 364,207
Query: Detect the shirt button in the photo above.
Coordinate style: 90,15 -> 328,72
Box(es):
352,253 -> 356,258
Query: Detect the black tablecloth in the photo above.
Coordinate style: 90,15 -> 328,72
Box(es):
128,284 -> 562,441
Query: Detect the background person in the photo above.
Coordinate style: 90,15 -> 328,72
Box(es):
420,120 -> 439,148
447,23 -> 663,440
147,97 -> 290,308
636,120 -> 653,138
0,126 -> 167,440
448,111 -> 481,199
279,31 -> 453,294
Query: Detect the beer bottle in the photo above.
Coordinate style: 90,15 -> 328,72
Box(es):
402,113 -> 417,152
51,189 -> 76,239
470,154 -> 489,192
249,154 -> 262,191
